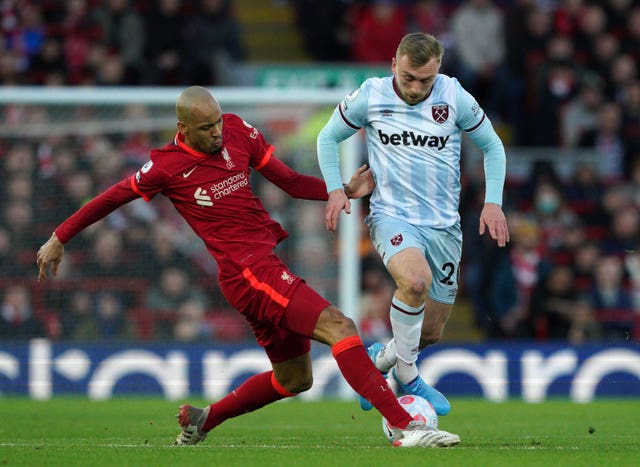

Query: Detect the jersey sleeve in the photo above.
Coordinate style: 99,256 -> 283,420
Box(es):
258,156 -> 328,200
230,117 -> 275,169
55,178 -> 140,243
317,84 -> 369,193
455,80 -> 506,206
130,152 -> 172,201
454,79 -> 486,132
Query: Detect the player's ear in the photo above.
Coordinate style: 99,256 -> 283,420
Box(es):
177,121 -> 187,135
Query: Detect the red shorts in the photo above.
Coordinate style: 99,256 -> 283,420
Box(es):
218,254 -> 331,363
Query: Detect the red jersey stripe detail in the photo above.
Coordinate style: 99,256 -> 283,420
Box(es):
270,371 -> 295,397
242,267 -> 290,307
331,335 -> 363,357
130,176 -> 150,201
254,145 -> 275,170
175,131 -> 208,158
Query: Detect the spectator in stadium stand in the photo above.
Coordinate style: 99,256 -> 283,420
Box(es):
0,228 -> 15,278
449,0 -> 508,118
75,227 -> 142,317
60,290 -> 100,341
620,81 -> 640,155
485,215 -> 544,339
505,4 -> 554,145
578,102 -> 626,182
0,284 -> 46,340
36,85 -> 460,448
144,266 -> 210,339
529,264 -> 580,340
317,32 -> 509,417
136,221 -> 195,280
173,299 -> 215,342
572,3 -> 609,66
93,290 -> 132,340
531,181 -> 581,253
91,0 -> 145,85
181,0 -> 246,86
4,199 -> 37,257
587,33 -> 621,86
408,0 -> 449,40
528,35 -> 582,146
621,6 -> 640,62
55,0 -> 104,85
566,297 -> 602,344
293,0 -> 350,62
142,0 -> 188,85
585,254 -> 635,341
349,0 -> 407,63
25,37 -> 68,85
604,0 -> 633,39
608,54 -> 638,104
560,75 -> 605,148
599,204 -> 640,257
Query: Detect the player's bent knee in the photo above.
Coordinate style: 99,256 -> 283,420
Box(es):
285,376 -> 314,394
399,274 -> 429,299
313,305 -> 358,345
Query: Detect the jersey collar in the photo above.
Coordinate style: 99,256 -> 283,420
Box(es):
392,76 -> 433,105
174,132 -> 214,158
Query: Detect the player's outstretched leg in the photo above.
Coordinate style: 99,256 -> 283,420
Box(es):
390,420 -> 460,448
359,342 -> 389,411
392,368 -> 450,416
174,405 -> 210,446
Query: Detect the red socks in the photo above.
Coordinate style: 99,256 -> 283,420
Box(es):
202,370 -> 294,432
332,335 -> 413,429
202,336 -> 413,432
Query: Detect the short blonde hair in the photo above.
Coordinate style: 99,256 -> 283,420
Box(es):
396,33 -> 444,67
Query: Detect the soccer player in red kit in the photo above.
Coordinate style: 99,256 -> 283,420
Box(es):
36,86 -> 460,448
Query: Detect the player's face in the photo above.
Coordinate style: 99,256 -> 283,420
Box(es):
392,54 -> 441,105
181,103 -> 224,154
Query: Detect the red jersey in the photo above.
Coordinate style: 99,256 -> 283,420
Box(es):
55,114 -> 328,278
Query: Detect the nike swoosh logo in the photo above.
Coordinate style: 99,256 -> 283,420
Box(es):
183,167 -> 197,178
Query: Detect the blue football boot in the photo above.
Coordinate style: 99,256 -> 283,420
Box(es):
391,368 -> 451,416
359,342 -> 388,411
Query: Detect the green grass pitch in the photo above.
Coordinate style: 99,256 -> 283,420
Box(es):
1,397 -> 638,466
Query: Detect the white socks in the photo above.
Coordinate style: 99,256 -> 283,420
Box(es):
383,296 -> 425,383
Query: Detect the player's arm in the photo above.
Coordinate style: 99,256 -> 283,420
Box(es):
456,81 -> 509,247
36,177 -> 140,281
317,88 -> 367,231
258,155 -> 328,200
258,155 -> 373,201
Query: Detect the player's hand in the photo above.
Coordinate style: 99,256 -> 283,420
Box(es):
36,233 -> 65,282
479,203 -> 509,247
344,164 -> 375,199
325,189 -> 350,231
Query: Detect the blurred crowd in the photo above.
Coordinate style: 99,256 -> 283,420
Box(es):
1,0 -> 640,344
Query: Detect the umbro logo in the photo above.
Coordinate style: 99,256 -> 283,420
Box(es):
381,109 -> 394,117
183,167 -> 197,178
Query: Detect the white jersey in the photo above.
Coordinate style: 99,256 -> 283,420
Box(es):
337,74 -> 485,228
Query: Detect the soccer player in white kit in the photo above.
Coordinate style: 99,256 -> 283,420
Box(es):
317,33 -> 510,415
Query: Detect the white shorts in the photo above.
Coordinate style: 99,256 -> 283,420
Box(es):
365,213 -> 462,304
